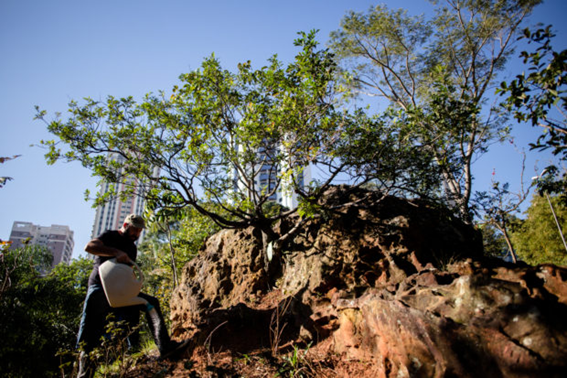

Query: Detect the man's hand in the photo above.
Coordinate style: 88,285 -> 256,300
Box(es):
115,250 -> 132,265
85,239 -> 132,265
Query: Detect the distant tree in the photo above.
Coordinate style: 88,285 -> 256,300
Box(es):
474,180 -> 531,263
0,245 -> 90,377
473,151 -> 532,263
478,223 -> 508,259
510,194 -> 567,266
0,244 -> 52,300
329,0 -> 541,222
135,205 -> 221,322
50,255 -> 92,296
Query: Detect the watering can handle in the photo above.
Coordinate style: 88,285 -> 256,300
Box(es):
131,262 -> 145,285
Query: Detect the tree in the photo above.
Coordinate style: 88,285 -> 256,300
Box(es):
510,193 -> 567,266
329,0 -> 541,222
136,206 -> 221,321
474,180 -> 531,263
332,107 -> 443,200
36,31 -> 429,263
499,25 -> 567,196
500,25 -> 567,159
37,32 -> 335,248
1,243 -> 52,300
0,245 -> 91,377
473,150 -> 533,263
478,223 -> 509,260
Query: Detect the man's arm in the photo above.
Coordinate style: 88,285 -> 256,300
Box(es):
85,239 -> 132,264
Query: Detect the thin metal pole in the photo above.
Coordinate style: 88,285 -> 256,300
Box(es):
544,192 -> 567,253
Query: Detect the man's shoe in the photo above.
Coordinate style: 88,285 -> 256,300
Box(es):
160,339 -> 191,359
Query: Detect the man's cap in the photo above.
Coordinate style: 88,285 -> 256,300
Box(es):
124,214 -> 146,229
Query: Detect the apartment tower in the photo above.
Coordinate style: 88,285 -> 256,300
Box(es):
90,153 -> 156,242
233,142 -> 311,209
9,221 -> 74,269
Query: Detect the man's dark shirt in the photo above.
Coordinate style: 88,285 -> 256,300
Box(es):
87,230 -> 138,287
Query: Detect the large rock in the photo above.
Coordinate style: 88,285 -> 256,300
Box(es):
330,263 -> 567,377
170,186 -> 567,377
170,227 -> 269,332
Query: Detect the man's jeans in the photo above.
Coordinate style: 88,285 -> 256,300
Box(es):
76,284 -> 171,354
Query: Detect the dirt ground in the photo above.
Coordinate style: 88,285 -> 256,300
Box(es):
123,348 -> 379,378
118,287 -> 381,377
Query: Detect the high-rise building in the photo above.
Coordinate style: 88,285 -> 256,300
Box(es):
90,153 -> 157,243
233,142 -> 311,209
9,221 -> 74,268
90,180 -> 147,240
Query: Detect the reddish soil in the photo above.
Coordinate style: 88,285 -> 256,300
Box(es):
121,290 -> 378,377
123,348 -> 379,377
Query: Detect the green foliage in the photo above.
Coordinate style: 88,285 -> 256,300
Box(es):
145,204 -> 225,265
510,194 -> 567,266
137,205 -> 221,319
473,177 -> 532,262
329,4 -> 432,104
50,254 -> 92,296
479,223 -> 509,259
277,344 -> 312,378
0,244 -> 52,296
72,313 -> 148,378
37,30 -> 439,251
331,108 -> 442,199
0,246 -> 90,377
35,31 -> 352,239
96,314 -> 144,377
136,244 -> 175,323
329,0 -> 541,220
499,25 -> 567,197
500,25 -> 567,159
532,165 -> 567,201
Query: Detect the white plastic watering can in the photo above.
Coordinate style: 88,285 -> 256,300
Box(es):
99,258 -> 148,307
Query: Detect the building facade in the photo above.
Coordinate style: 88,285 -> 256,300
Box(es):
9,221 -> 74,268
232,142 -> 311,209
90,153 -> 156,243
90,181 -> 147,240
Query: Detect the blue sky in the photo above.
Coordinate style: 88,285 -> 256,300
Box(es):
1,0 -> 565,259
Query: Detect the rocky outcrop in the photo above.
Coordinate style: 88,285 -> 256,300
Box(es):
329,262 -> 567,377
170,186 -> 567,377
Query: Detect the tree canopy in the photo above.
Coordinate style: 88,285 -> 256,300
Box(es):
499,25 -> 567,197
36,31 -> 443,252
510,194 -> 567,266
36,2 -> 563,270
329,0 -> 542,221
500,25 -> 567,159
0,245 -> 91,377
37,32 -> 341,244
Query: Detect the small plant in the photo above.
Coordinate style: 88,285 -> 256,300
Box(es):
57,348 -> 79,377
277,344 -> 313,378
432,251 -> 460,272
204,320 -> 228,364
76,313 -> 144,378
235,353 -> 252,366
270,296 -> 293,357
